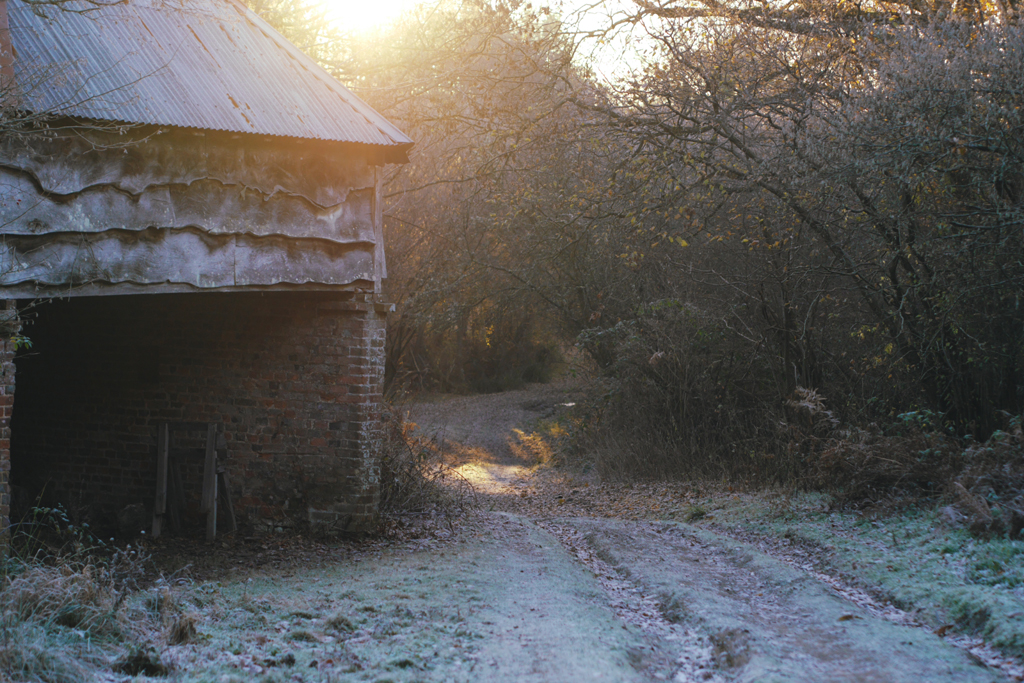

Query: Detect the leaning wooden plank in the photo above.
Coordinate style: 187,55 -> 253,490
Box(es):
206,489 -> 217,543
203,424 -> 219,541
152,422 -> 169,538
201,424 -> 217,514
155,423 -> 169,514
218,468 -> 237,533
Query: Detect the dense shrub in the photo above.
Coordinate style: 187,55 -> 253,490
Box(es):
575,297 -> 1024,523
804,426 -> 964,504
577,301 -> 792,481
377,406 -> 474,529
952,417 -> 1024,539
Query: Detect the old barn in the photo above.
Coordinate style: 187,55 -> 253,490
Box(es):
0,0 -> 411,538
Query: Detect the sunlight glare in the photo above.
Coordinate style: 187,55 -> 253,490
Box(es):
316,0 -> 424,34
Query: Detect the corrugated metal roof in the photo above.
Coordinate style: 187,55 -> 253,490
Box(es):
7,0 -> 412,157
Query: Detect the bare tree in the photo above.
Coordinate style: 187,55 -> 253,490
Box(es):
250,0 -> 1024,435
570,5 -> 1024,432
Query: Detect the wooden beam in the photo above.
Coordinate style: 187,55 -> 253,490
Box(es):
201,424 -> 216,513
202,424 -> 218,541
151,422 -> 169,539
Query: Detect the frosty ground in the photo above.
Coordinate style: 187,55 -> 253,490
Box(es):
128,382 -> 1024,683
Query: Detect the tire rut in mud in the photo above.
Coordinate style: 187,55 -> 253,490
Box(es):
547,517 -> 1005,683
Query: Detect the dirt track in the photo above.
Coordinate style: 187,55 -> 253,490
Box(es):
150,384 -> 1016,682
399,384 -> 1008,683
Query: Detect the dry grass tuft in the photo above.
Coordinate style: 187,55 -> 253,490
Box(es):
4,563 -> 122,636
0,516 -> 186,682
324,612 -> 356,633
166,611 -> 198,645
112,645 -> 168,677
0,557 -> 145,682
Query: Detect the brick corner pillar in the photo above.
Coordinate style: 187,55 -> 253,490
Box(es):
349,300 -> 391,534
0,300 -> 19,553
306,296 -> 392,536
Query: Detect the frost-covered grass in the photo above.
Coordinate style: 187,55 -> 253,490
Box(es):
0,505 -> 177,683
0,553 -> 178,682
158,553 -> 487,682
696,492 -> 1024,657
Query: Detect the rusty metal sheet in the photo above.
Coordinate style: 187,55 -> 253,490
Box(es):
0,228 -> 375,289
7,0 -> 412,159
0,121 -> 384,294
0,169 -> 377,243
0,229 -> 237,288
0,128 -> 376,207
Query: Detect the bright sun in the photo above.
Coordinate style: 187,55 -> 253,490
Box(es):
317,0 -> 424,34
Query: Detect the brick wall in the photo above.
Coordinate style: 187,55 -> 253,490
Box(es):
10,292 -> 389,536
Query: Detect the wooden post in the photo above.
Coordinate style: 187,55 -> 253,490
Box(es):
152,422 -> 169,539
202,424 -> 218,541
